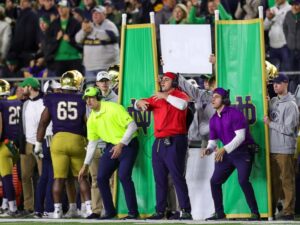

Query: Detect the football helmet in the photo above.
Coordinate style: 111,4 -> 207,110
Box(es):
60,70 -> 84,91
265,61 -> 278,82
107,64 -> 119,89
0,79 -> 10,96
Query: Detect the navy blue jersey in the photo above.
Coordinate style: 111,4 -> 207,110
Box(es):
44,93 -> 86,136
0,99 -> 22,141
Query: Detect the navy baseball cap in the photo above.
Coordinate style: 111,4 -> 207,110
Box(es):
273,74 -> 289,83
291,0 -> 300,5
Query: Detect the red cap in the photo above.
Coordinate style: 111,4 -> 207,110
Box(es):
163,72 -> 176,80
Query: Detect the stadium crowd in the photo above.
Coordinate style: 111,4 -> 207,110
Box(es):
0,0 -> 299,221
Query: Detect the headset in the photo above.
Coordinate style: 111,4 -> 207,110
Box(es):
171,73 -> 179,88
222,89 -> 231,106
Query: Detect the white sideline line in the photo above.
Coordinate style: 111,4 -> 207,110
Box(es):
0,219 -> 299,224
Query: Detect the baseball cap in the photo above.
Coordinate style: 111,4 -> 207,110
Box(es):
187,79 -> 199,88
213,87 -> 229,98
273,74 -> 289,83
57,0 -> 70,7
291,0 -> 300,5
43,80 -> 61,93
96,71 -> 111,81
200,74 -> 211,80
83,86 -> 100,99
103,0 -> 112,6
163,72 -> 177,80
19,77 -> 40,88
92,5 -> 106,14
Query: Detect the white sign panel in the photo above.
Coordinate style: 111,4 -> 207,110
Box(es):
186,148 -> 215,220
160,25 -> 212,74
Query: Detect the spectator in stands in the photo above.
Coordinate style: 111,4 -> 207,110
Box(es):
264,0 -> 291,71
9,0 -> 40,69
234,0 -> 261,19
72,7 -> 85,23
75,6 -> 119,81
104,0 -> 122,30
125,0 -> 143,24
187,0 -> 232,52
44,0 -> 82,77
0,6 -> 12,65
155,0 -> 176,28
0,54 -> 23,78
202,88 -> 260,221
283,0 -> 300,93
135,72 -> 192,220
82,0 -> 97,21
4,0 -> 19,25
264,74 -> 299,220
168,3 -> 188,24
37,0 -> 58,22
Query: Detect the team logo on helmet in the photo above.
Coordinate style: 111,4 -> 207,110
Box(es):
107,64 -> 119,89
60,70 -> 84,91
0,79 -> 10,96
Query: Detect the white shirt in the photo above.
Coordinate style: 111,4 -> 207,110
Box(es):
24,98 -> 52,144
264,2 -> 291,48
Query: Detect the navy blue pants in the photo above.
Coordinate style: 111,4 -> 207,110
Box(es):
35,140 -> 54,213
97,138 -> 138,216
152,135 -> 191,213
210,146 -> 259,215
1,174 -> 15,201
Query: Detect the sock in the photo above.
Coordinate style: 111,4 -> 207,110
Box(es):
69,203 -> 77,211
54,203 -> 62,213
81,203 -> 86,211
85,200 -> 92,215
8,201 -> 17,212
1,198 -> 8,209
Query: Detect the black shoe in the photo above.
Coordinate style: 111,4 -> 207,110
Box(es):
167,211 -> 180,220
279,214 -> 294,220
98,213 -> 116,220
247,213 -> 260,221
121,213 -> 139,220
179,211 -> 193,220
146,212 -> 165,220
33,212 -> 43,218
86,213 -> 100,219
205,212 -> 226,221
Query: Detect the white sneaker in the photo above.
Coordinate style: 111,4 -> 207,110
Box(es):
63,208 -> 79,218
85,209 -> 93,218
80,206 -> 87,218
52,210 -> 63,219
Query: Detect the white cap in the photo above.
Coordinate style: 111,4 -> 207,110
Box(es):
187,79 -> 199,88
92,6 -> 106,14
96,71 -> 111,81
43,80 -> 61,93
